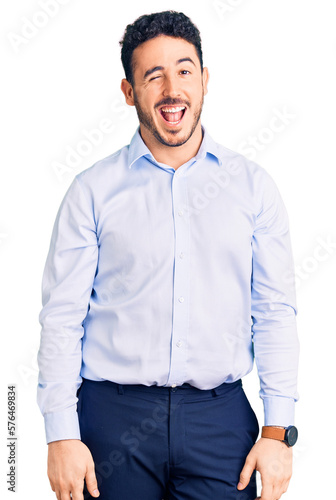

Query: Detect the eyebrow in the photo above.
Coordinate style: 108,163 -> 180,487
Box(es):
143,57 -> 196,80
143,66 -> 164,80
177,57 -> 196,67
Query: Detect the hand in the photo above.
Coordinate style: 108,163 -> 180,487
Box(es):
237,437 -> 292,500
47,439 -> 100,500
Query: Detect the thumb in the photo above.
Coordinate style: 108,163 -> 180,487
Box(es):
237,459 -> 255,490
85,461 -> 100,497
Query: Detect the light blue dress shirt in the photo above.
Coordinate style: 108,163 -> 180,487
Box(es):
37,126 -> 299,444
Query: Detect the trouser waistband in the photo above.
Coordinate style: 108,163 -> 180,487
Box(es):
81,377 -> 242,397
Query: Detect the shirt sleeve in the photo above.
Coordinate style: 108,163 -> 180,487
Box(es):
36,175 -> 98,444
251,170 -> 300,427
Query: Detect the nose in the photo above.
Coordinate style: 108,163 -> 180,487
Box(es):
162,74 -> 181,98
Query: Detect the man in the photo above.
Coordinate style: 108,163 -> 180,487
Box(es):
37,10 -> 299,500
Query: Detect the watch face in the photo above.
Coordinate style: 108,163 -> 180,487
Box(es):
286,426 -> 298,446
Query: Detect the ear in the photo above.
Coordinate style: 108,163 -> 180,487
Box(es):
120,78 -> 135,106
202,67 -> 209,96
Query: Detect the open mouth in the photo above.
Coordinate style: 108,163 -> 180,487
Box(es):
159,106 -> 187,126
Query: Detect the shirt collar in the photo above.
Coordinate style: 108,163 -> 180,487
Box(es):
128,125 -> 222,169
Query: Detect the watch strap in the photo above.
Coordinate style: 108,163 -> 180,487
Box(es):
261,426 -> 286,441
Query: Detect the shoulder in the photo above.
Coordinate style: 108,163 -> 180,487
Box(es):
71,144 -> 131,203
213,139 -> 277,192
75,144 -> 129,185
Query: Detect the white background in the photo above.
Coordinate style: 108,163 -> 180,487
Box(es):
1,0 -> 335,498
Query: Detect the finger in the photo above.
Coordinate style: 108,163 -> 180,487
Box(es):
282,478 -> 290,493
48,478 -> 56,492
273,481 -> 286,500
55,488 -> 63,500
271,476 -> 290,500
70,480 -> 85,500
260,482 -> 274,500
237,460 -> 255,490
85,463 -> 100,498
59,489 -> 72,500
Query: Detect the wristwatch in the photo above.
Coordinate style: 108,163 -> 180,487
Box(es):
261,425 -> 298,447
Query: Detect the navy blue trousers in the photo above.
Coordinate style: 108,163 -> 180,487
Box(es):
77,377 -> 259,500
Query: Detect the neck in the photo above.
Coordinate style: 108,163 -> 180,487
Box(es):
139,122 -> 203,170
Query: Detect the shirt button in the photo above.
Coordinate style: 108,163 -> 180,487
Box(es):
179,252 -> 184,259
171,383 -> 177,388
178,209 -> 184,217
178,296 -> 184,303
176,340 -> 182,348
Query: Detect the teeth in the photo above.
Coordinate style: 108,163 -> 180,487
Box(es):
161,106 -> 186,113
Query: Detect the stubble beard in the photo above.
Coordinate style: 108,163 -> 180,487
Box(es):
133,90 -> 204,148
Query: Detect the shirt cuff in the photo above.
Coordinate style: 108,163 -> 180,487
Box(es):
44,406 -> 81,444
263,396 -> 295,427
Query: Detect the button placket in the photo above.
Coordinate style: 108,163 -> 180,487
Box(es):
167,170 -> 190,387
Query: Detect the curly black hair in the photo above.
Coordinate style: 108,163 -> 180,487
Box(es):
119,11 -> 203,86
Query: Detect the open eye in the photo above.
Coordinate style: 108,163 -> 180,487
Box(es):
180,70 -> 191,75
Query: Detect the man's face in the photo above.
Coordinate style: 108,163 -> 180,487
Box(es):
122,35 -> 209,148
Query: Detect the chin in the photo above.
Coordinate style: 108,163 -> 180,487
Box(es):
158,130 -> 192,148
